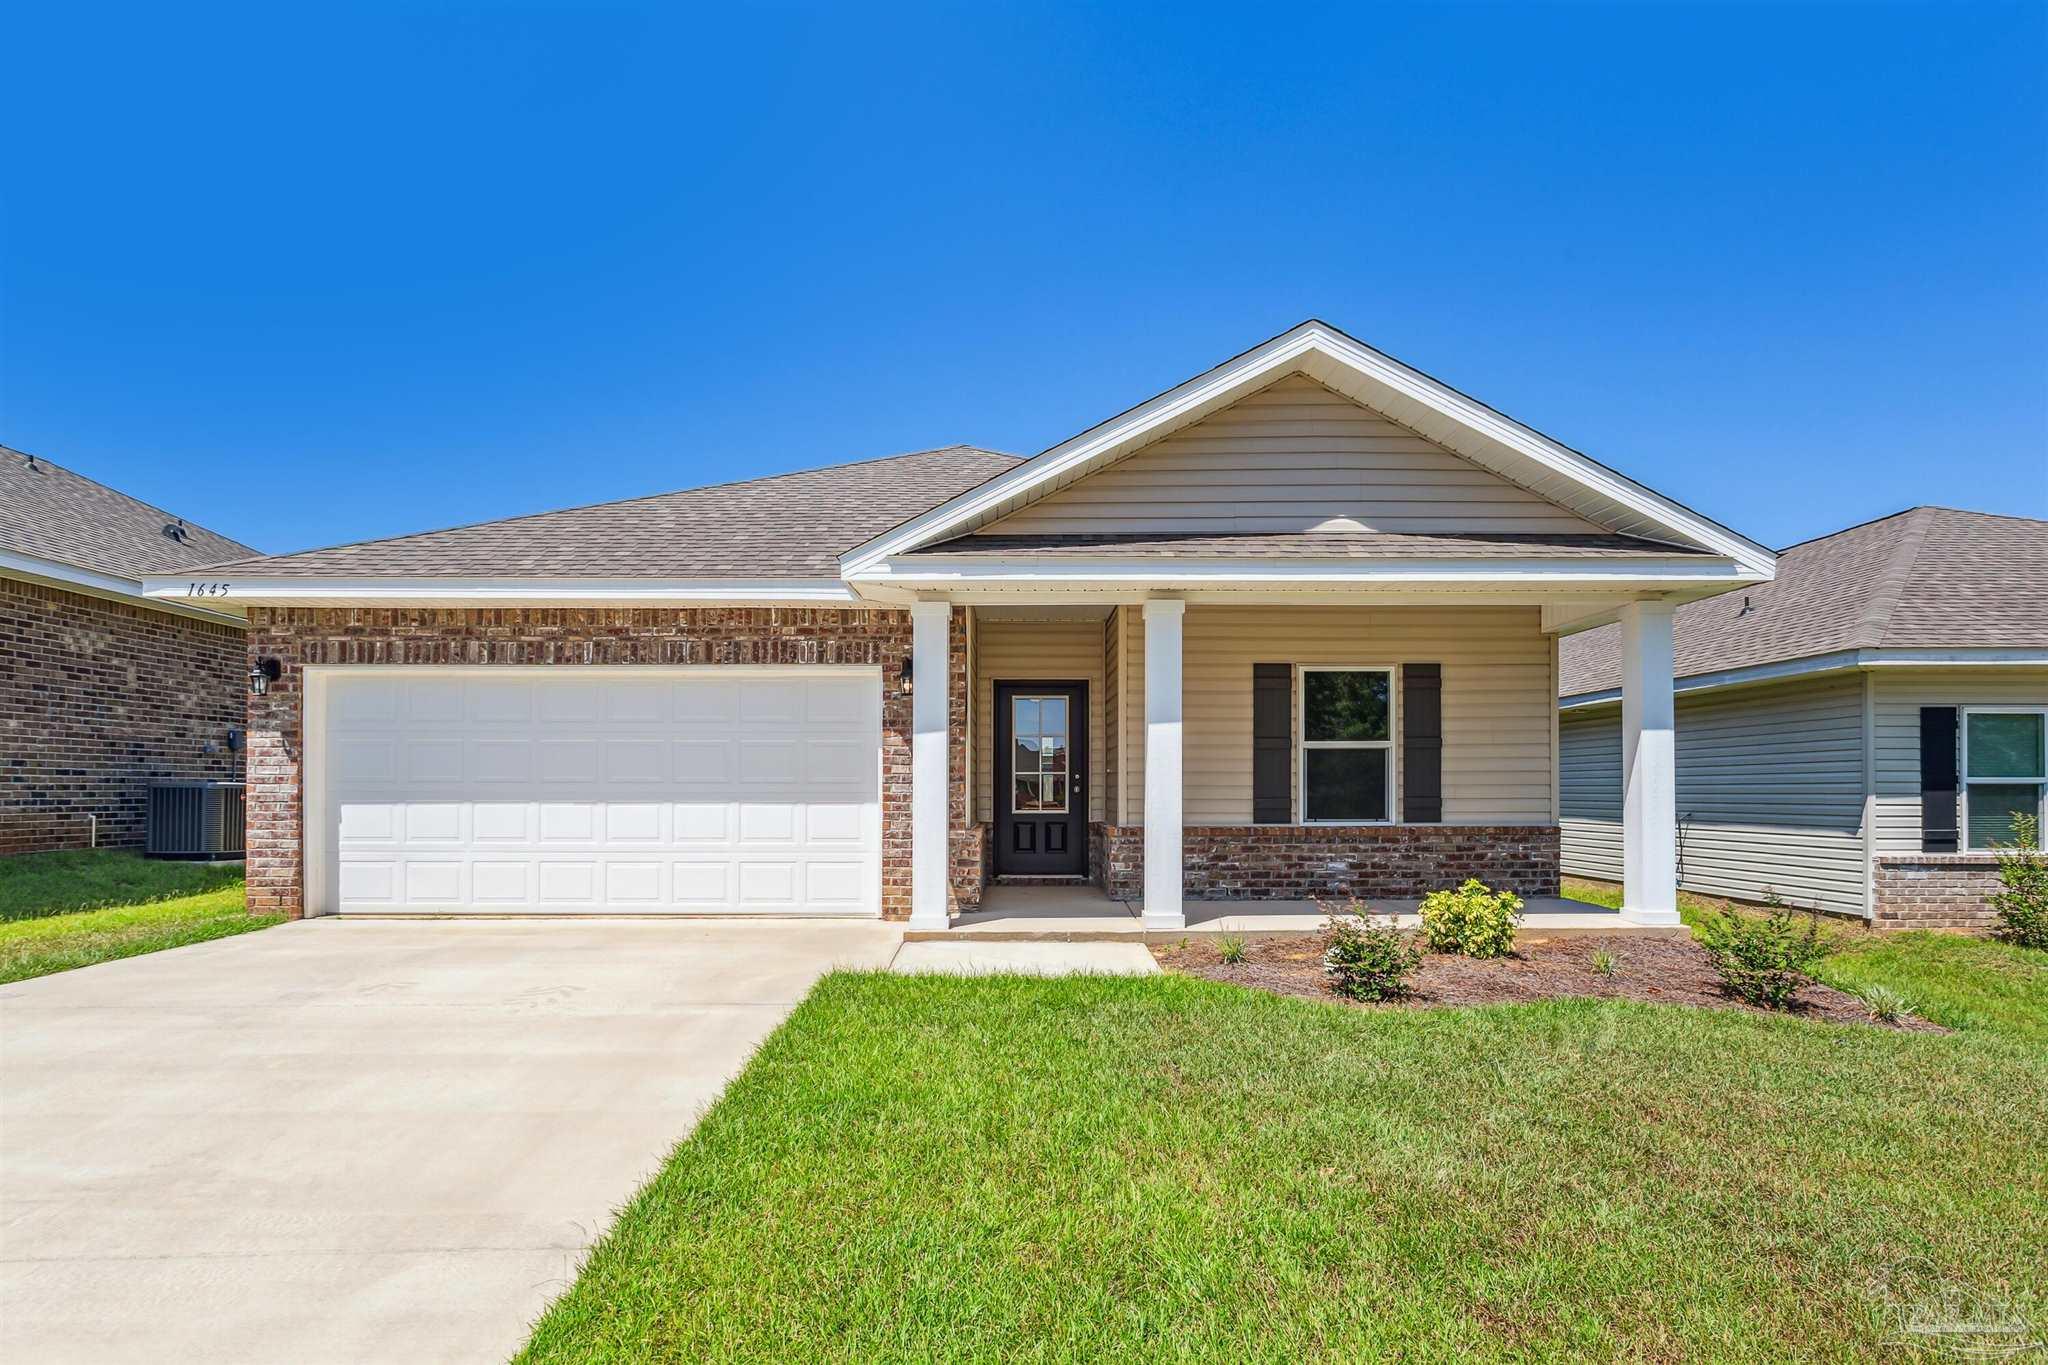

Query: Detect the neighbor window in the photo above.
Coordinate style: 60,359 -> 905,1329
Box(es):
1299,667 -> 1394,823
1963,708 -> 2046,850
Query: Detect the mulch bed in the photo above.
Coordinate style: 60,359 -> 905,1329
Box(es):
1151,931 -> 1948,1032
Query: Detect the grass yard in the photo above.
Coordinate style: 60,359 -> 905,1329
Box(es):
520,947 -> 2047,1362
0,850 -> 279,984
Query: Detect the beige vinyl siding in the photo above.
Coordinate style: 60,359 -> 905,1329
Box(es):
982,373 -> 1607,537
973,615 -> 1107,824
1872,667 -> 2048,855
1559,675 -> 1871,915
1102,608 -> 1122,824
1117,604 -> 1555,825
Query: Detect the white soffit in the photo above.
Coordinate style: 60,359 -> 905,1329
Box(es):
841,321 -> 1777,578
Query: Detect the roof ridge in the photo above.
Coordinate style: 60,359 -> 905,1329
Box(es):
1852,506 -> 1935,649
199,444 -> 1020,572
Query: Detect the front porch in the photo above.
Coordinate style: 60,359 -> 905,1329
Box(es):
908,596 -> 1694,935
914,882 -> 1656,941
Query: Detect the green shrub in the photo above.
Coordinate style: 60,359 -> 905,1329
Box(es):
1217,935 -> 1247,965
1858,984 -> 1916,1025
1590,947 -> 1617,978
1418,879 -> 1524,959
1695,903 -> 1828,1010
1988,813 -> 2048,951
1321,909 -> 1421,1002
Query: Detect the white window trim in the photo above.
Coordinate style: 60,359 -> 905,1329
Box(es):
1961,705 -> 2048,851
1296,664 -> 1399,826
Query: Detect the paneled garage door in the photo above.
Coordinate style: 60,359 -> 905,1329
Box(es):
313,668 -> 882,915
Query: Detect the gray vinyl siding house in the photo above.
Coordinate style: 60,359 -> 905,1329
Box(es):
1559,507 -> 2048,928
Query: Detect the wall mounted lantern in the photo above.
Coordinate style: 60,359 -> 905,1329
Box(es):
249,658 -> 282,696
897,655 -> 915,695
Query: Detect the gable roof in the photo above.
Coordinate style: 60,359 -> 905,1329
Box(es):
1559,507 -> 2048,699
842,320 -> 1776,577
0,446 -> 257,579
198,446 -> 1021,580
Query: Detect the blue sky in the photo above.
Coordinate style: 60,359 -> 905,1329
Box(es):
4,2 -> 2043,558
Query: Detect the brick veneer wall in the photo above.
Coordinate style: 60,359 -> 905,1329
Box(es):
243,605 -> 977,919
1096,823 -> 1561,902
1872,855 -> 2006,931
2,578 -> 244,855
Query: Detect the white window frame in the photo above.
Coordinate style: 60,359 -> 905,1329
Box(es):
1009,691 -> 1073,817
1296,664 -> 1398,826
1960,704 -> 2048,851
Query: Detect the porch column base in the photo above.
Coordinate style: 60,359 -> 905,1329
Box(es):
1618,906 -> 1683,927
1141,909 -> 1186,931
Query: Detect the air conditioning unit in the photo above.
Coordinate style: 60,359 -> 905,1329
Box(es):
146,781 -> 247,859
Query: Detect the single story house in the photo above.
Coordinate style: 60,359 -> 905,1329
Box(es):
143,321 -> 1775,928
2,449 -> 257,855
1560,507 -> 2048,930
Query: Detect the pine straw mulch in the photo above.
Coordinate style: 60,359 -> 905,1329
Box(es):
1151,930 -> 1948,1032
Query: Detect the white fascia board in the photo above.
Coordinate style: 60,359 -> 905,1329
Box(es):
5,549 -> 247,626
850,553 -> 1765,589
138,575 -> 864,607
839,321 -> 1779,578
1559,646 -> 2048,710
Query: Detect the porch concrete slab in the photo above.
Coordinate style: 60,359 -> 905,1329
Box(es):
928,888 -> 1671,940
889,940 -> 1160,976
0,917 -> 901,1365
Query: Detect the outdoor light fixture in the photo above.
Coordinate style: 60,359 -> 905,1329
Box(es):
898,655 -> 915,695
248,658 -> 282,696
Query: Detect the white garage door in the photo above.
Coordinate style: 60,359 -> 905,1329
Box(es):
314,668 -> 881,915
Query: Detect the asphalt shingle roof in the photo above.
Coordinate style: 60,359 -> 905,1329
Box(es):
913,531 -> 1704,559
1559,507 -> 2048,698
0,447 -> 257,578
199,446 -> 1022,579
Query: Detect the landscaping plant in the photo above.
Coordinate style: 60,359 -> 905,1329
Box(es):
1988,813 -> 2048,950
1695,898 -> 1828,1010
1417,878 -> 1523,958
1216,935 -> 1247,965
1590,947 -> 1617,978
1321,908 -> 1421,1001
1856,984 -> 1916,1026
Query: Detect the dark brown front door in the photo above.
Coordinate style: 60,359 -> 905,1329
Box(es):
994,681 -> 1087,876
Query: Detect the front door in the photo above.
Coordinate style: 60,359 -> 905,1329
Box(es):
994,681 -> 1087,876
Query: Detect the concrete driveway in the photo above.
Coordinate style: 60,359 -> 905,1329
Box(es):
0,918 -> 901,1365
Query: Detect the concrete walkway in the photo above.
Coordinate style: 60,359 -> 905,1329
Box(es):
0,917 -> 901,1365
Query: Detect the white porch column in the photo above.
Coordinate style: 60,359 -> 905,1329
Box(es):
909,600 -> 952,930
1142,598 -> 1185,930
1619,599 -> 1681,925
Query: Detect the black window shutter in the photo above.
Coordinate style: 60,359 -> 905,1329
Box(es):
1920,706 -> 1959,852
1252,664 -> 1292,824
1403,664 -> 1443,823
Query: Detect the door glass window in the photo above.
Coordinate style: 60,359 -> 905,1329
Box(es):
1012,695 -> 1070,813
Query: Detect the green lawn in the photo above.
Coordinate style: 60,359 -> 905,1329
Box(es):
0,850 -> 279,984
520,950 -> 2047,1362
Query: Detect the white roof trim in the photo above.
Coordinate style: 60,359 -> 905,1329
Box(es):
1561,646 -> 2048,708
5,548 -> 247,626
139,576 -> 864,608
851,553 -> 1761,589
840,320 -> 1777,578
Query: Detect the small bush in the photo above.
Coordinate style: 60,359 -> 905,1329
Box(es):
1321,909 -> 1421,1001
1590,947 -> 1617,978
1695,903 -> 1828,1010
1217,935 -> 1247,965
1989,813 -> 2048,951
1418,879 -> 1524,959
1858,984 -> 1916,1025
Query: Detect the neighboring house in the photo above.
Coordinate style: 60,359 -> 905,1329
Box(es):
1,449 -> 258,855
1559,507 -> 2048,930
140,321 -> 1775,927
